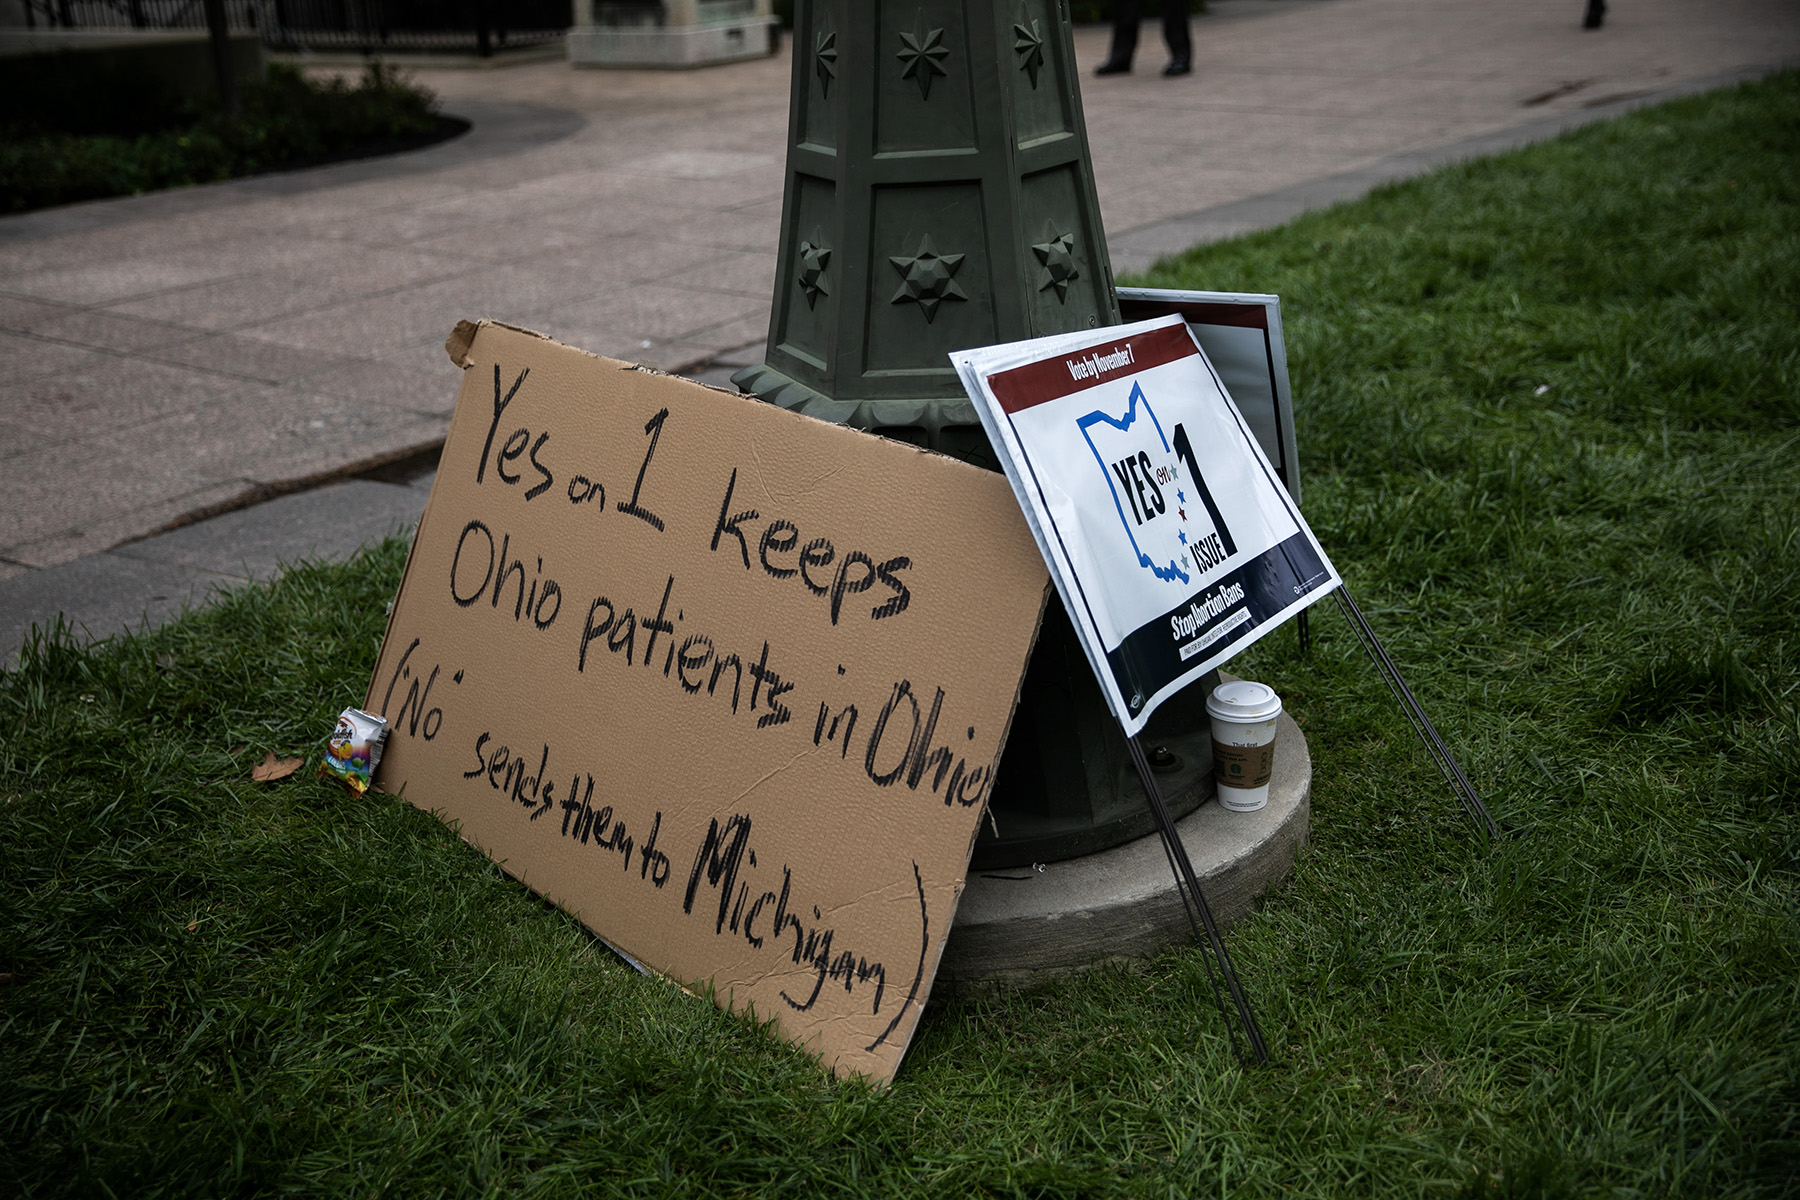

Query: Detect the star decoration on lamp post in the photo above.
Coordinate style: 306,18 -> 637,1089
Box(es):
896,15 -> 950,100
889,234 -> 968,322
1013,14 -> 1045,88
1031,221 -> 1079,301
815,30 -> 838,97
796,228 -> 831,309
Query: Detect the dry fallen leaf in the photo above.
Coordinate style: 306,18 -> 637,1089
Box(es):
251,752 -> 304,783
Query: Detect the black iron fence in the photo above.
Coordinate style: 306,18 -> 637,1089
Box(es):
262,1 -> 567,54
15,0 -> 570,55
17,1 -> 257,31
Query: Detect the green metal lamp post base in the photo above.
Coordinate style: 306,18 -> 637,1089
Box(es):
737,0 -> 1215,866
732,0 -> 1121,438
975,602 -> 1217,868
730,362 -> 1005,470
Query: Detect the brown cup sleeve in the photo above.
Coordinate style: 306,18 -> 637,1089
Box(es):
1212,740 -> 1275,789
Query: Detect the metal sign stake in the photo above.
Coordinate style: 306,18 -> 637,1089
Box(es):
1333,586 -> 1498,839
1125,735 -> 1270,1066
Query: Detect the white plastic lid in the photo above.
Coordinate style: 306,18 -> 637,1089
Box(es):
1206,680 -> 1282,723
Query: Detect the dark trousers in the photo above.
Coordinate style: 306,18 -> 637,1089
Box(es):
1107,0 -> 1192,65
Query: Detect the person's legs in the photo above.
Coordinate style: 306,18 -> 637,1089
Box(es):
1162,0 -> 1192,71
1097,0 -> 1143,73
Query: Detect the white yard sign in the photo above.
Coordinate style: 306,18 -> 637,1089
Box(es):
953,315 -> 1341,735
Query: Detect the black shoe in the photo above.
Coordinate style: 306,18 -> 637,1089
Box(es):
1583,0 -> 1605,29
1094,59 -> 1132,76
1163,57 -> 1191,77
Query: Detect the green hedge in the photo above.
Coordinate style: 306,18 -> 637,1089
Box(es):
0,63 -> 448,215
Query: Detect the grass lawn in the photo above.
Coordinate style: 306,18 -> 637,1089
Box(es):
2,71 -> 1797,1199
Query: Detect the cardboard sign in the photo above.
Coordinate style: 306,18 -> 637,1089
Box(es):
367,321 -> 1049,1082
952,314 -> 1340,736
1116,288 -> 1301,503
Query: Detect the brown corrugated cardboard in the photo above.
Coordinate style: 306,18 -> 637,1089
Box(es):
365,321 -> 1049,1082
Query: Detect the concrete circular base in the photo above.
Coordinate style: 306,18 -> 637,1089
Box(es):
938,711 -> 1310,987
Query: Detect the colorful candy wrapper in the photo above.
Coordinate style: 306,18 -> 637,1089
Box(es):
320,707 -> 389,795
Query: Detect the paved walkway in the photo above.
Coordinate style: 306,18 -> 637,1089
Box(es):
3,0 -> 1796,660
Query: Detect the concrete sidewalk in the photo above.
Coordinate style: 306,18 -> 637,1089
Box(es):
3,0 -> 1796,661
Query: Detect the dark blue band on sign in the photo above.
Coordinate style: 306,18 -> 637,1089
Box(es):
1103,533 -> 1332,713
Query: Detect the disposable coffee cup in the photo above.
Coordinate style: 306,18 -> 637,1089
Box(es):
1206,680 -> 1282,812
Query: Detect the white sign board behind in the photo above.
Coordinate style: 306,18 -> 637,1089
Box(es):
1116,288 -> 1300,503
953,315 -> 1340,735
